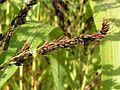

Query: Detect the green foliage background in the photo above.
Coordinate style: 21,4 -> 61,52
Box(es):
0,0 -> 120,90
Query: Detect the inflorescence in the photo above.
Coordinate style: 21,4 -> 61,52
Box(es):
0,0 -> 37,51
0,19 -> 109,69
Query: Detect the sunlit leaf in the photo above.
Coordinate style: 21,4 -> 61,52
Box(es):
0,21 -> 54,89
90,0 -> 120,89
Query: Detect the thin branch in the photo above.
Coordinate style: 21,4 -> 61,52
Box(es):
37,18 -> 109,55
0,19 -> 109,70
52,0 -> 71,38
84,71 -> 102,90
0,0 -> 37,52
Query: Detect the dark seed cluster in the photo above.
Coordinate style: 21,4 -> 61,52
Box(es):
11,0 -> 37,28
52,0 -> 71,37
9,41 -> 31,66
36,34 -> 100,55
0,19 -> 109,69
37,19 -> 109,55
0,0 -> 37,51
37,37 -> 83,55
100,19 -> 109,35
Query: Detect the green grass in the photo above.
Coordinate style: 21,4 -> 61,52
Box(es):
0,0 -> 120,90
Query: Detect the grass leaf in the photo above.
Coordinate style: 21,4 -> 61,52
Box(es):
90,0 -> 120,89
0,21 -> 54,89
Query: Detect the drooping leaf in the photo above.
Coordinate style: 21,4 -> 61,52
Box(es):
0,21 -> 54,89
50,50 -> 66,90
90,0 -> 120,89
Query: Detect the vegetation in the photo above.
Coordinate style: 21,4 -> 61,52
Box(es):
0,0 -> 120,90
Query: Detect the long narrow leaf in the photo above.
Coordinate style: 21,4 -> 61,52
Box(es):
90,0 -> 120,89
0,22 -> 54,89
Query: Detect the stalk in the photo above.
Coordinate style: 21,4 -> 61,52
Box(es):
31,52 -> 37,90
19,66 -> 23,90
81,51 -> 91,90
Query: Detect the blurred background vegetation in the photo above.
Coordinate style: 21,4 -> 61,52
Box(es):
0,0 -> 120,90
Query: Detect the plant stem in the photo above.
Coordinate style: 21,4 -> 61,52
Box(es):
31,53 -> 37,90
19,66 -> 23,90
81,51 -> 91,90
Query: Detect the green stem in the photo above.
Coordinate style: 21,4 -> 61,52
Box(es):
31,52 -> 37,90
19,66 -> 23,90
81,52 -> 91,90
